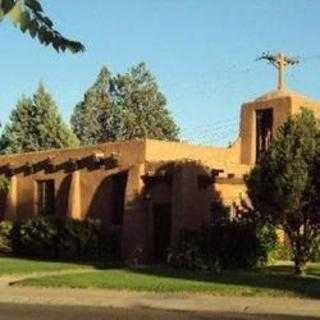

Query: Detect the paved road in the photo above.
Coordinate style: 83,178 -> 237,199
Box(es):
0,303 -> 319,320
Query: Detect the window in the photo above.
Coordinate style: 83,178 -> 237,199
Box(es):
256,108 -> 273,163
37,180 -> 55,216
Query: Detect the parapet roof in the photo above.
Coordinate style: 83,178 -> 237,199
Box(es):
253,88 -> 314,103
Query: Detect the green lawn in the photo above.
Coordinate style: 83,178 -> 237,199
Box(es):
0,257 -> 92,276
14,262 -> 320,299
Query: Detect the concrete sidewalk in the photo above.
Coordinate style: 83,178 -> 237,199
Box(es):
0,303 -> 319,320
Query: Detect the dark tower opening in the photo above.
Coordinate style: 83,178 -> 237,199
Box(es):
256,108 -> 273,163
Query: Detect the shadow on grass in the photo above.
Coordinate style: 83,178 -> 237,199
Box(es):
21,255 -> 316,300
4,255 -> 320,300
122,264 -> 320,299
261,265 -> 295,274
2,254 -> 123,269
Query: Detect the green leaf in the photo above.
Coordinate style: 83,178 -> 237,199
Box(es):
3,0 -> 85,54
24,0 -> 42,13
0,0 -> 15,16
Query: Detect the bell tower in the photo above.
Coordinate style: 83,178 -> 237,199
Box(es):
239,53 -> 320,165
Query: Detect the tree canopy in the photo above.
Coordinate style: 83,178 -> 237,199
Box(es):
71,66 -> 118,145
245,109 -> 320,274
0,83 -> 79,154
0,0 -> 85,53
71,63 -> 180,145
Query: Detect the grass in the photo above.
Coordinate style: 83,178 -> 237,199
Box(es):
0,256 -> 93,276
13,261 -> 320,299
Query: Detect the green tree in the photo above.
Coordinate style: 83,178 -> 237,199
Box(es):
246,109 -> 320,274
71,66 -> 119,145
71,63 -> 180,145
0,0 -> 85,53
113,62 -> 179,141
0,83 -> 79,154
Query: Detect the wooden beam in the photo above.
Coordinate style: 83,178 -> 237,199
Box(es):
68,158 -> 81,170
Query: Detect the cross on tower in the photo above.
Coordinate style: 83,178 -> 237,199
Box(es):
258,53 -> 299,90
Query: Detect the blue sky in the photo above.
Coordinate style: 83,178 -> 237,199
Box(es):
1,0 -> 320,146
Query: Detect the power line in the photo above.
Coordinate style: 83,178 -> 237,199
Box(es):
182,118 -> 238,132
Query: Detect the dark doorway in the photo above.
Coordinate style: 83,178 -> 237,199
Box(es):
0,189 -> 7,221
153,203 -> 172,262
37,180 -> 55,216
256,108 -> 273,163
111,171 -> 128,226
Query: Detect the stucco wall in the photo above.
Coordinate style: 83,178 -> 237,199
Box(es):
215,179 -> 247,206
291,95 -> 320,118
145,139 -> 249,176
0,138 -> 251,260
0,140 -> 146,221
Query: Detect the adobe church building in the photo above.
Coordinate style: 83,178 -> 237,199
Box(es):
1,54 -> 319,261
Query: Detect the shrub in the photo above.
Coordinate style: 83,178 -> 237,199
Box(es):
0,220 -> 13,253
256,224 -> 278,264
11,216 -> 59,258
56,218 -> 100,260
209,221 -> 268,269
56,218 -> 120,261
269,243 -> 292,262
167,220 -> 270,271
10,216 -> 119,262
167,229 -> 218,272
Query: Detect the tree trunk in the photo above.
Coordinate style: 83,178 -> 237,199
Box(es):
293,239 -> 306,275
294,258 -> 303,275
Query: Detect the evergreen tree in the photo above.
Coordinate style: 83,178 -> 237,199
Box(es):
246,109 -> 320,274
71,63 -> 180,145
71,66 -> 119,145
0,83 -> 79,154
113,62 -> 179,141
